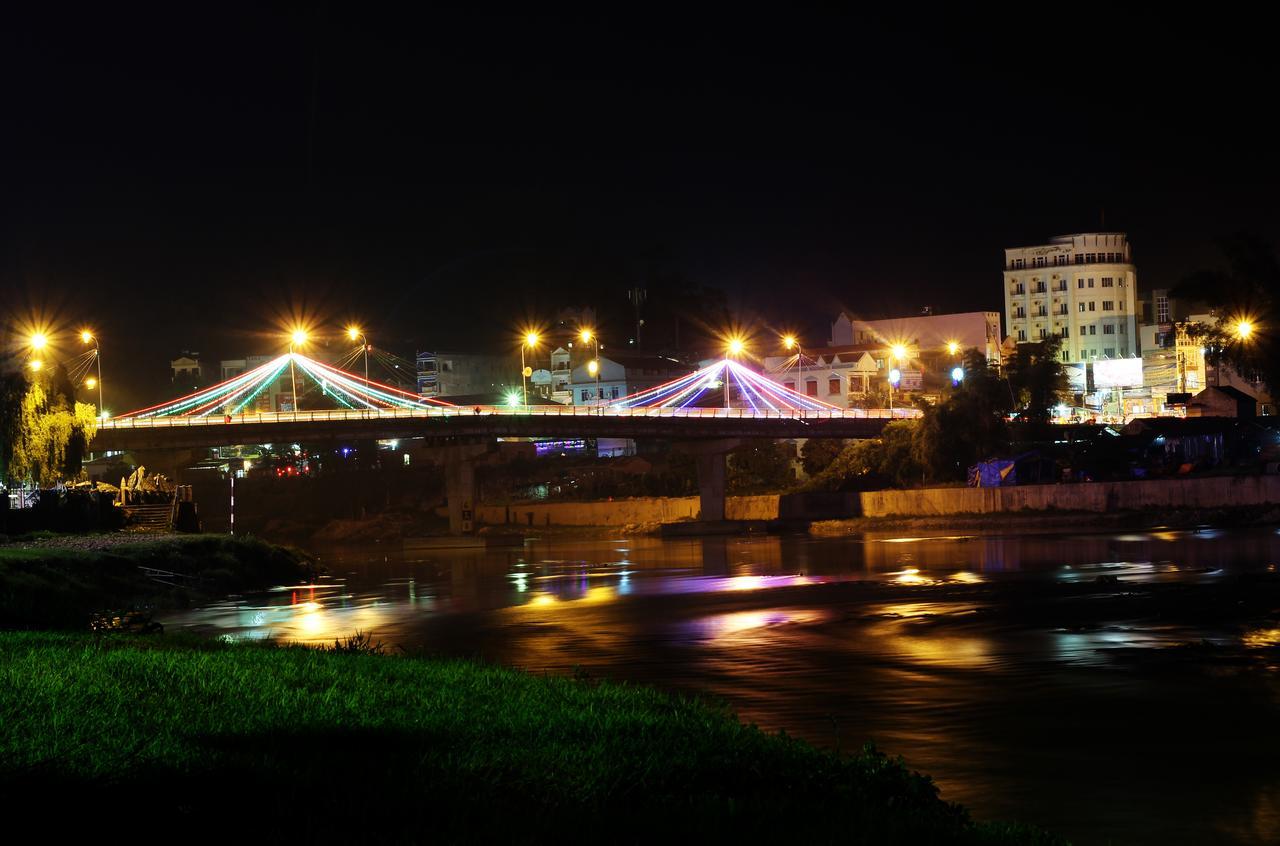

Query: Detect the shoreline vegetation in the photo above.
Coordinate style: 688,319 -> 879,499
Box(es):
0,632 -> 1060,843
0,533 -> 1064,841
0,533 -> 314,630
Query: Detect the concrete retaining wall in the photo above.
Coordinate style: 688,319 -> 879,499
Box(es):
858,475 -> 1280,516
477,495 -> 781,526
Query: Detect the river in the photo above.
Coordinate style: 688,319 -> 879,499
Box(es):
165,528 -> 1280,845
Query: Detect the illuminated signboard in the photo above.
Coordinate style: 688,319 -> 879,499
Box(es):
534,438 -> 589,456
1092,357 -> 1143,389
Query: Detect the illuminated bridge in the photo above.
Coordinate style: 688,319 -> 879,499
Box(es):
91,353 -> 918,531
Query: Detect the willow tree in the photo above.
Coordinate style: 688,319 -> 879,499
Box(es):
2,372 -> 99,488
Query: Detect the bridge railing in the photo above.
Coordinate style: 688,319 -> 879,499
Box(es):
98,404 -> 922,429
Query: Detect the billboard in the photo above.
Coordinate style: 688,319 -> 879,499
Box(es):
1092,357 -> 1143,389
1065,363 -> 1087,392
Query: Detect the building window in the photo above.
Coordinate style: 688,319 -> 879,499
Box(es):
1033,282 -> 1046,293
1089,325 -> 1097,335
1074,254 -> 1084,264
784,381 -> 795,391
1101,277 -> 1114,287
828,377 -> 840,395
1078,303 -> 1086,313
1033,256 -> 1046,267
1088,278 -> 1095,288
1088,302 -> 1096,311
1104,348 -> 1115,357
1062,350 -> 1070,361
1017,329 -> 1026,341
1077,279 -> 1084,289
1061,326 -> 1069,337
1039,328 -> 1048,339
1036,307 -> 1047,317
1058,305 -> 1068,315
1102,301 -> 1114,310
805,379 -> 818,397
1120,323 -> 1127,334
1015,308 -> 1026,318
1103,325 -> 1115,334
1013,283 -> 1024,294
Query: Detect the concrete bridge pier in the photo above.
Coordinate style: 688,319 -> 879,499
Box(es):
675,439 -> 743,523
439,442 -> 492,535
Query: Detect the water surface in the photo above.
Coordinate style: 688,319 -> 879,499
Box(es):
167,529 -> 1280,845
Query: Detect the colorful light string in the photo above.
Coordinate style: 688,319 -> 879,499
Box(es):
118,353 -> 453,418
609,359 -> 840,412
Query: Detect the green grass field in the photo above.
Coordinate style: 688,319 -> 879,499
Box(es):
0,633 -> 1060,843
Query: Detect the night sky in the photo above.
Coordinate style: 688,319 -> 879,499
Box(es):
3,7 -> 1277,410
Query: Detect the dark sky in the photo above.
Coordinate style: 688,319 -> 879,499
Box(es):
3,7 -> 1278,409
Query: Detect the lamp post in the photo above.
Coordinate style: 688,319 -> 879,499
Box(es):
289,329 -> 308,411
783,335 -> 803,398
581,329 -> 601,405
887,344 -> 906,416
521,332 -> 539,405
725,337 -> 745,408
81,330 -> 104,416
347,326 -> 369,386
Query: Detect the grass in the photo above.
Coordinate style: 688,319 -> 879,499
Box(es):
0,534 -> 312,629
0,632 -> 1061,844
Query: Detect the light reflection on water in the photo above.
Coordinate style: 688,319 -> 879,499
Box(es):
169,529 -> 1280,846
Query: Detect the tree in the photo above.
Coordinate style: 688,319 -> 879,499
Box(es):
1,370 -> 99,488
727,441 -> 794,493
800,438 -> 843,476
1174,232 -> 1280,395
1004,335 -> 1069,421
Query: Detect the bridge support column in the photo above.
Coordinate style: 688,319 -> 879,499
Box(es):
674,439 -> 742,523
439,442 -> 492,535
696,452 -> 726,521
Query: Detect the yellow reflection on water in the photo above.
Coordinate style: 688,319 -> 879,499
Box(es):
1243,628 -> 1280,648
701,609 -> 827,641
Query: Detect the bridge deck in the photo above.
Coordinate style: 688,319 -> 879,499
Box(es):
92,405 -> 913,450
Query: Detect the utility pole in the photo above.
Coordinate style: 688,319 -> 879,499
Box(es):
628,287 -> 646,349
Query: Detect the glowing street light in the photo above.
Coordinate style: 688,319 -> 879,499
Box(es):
81,329 -> 104,416
85,376 -> 98,390
520,331 -> 540,405
783,335 -> 805,398
28,359 -> 43,372
30,332 -> 48,351
951,366 -> 965,384
891,343 -> 907,361
581,328 -> 601,407
727,337 -> 745,357
947,340 -> 960,356
347,325 -> 369,386
887,367 -> 902,416
1236,320 -> 1254,340
288,328 -> 309,411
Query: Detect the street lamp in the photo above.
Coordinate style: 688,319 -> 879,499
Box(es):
783,335 -> 804,398
725,336 -> 746,408
81,329 -> 104,416
30,332 -> 48,351
521,332 -> 539,405
888,368 -> 902,415
289,328 -> 308,411
1236,320 -> 1254,340
28,359 -> 43,372
347,326 -> 369,386
581,328 -> 601,406
947,340 -> 960,357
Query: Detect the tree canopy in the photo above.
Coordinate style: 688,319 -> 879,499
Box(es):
0,368 -> 99,488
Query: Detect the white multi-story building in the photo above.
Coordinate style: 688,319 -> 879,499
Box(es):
1003,232 -> 1138,362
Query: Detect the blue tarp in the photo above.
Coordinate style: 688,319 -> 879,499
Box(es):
967,451 -> 1050,487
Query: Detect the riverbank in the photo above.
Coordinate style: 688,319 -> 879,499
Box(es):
0,534 -> 314,629
0,632 -> 1057,843
813,503 -> 1280,535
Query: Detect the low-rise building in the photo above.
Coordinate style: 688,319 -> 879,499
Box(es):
831,311 -> 1003,365
569,354 -> 692,405
415,351 -> 517,399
